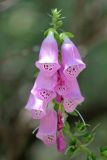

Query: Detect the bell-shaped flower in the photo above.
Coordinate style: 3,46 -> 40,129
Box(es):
25,93 -> 47,119
63,78 -> 84,113
57,131 -> 66,153
31,72 -> 57,104
61,37 -> 86,80
55,68 -> 72,96
36,32 -> 60,77
36,109 -> 57,146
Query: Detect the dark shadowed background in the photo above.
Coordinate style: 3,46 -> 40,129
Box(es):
0,0 -> 107,160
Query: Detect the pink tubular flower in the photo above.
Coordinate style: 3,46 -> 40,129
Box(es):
63,78 -> 84,113
36,32 -> 60,77
57,131 -> 66,153
31,72 -> 57,104
25,93 -> 46,119
55,69 -> 72,96
36,109 -> 57,146
61,37 -> 86,80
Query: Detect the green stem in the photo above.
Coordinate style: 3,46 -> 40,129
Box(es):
75,109 -> 86,126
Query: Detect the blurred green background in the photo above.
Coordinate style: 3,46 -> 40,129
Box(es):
0,0 -> 107,160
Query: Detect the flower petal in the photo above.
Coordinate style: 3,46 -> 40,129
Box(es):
36,32 -> 60,76
31,72 -> 57,103
25,93 -> 46,119
63,78 -> 84,113
61,37 -> 86,79
31,72 -> 57,92
36,109 -> 57,146
55,68 -> 72,96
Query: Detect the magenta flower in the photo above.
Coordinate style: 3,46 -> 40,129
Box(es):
55,68 -> 72,96
61,37 -> 86,80
63,78 -> 84,113
36,32 -> 60,77
36,109 -> 57,146
25,93 -> 46,119
31,72 -> 57,104
57,131 -> 66,153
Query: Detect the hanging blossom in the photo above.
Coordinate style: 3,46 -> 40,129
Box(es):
61,37 -> 86,80
36,109 -> 57,146
25,31 -> 86,152
36,32 -> 60,77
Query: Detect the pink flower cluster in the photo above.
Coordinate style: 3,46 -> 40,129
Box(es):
25,32 -> 86,152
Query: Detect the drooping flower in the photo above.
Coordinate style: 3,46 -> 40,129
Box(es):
36,32 -> 60,77
57,131 -> 66,153
36,109 -> 57,146
63,78 -> 84,113
31,72 -> 57,104
61,37 -> 86,80
55,68 -> 72,96
25,93 -> 46,119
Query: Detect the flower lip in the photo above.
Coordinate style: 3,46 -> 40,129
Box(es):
62,78 -> 85,113
37,88 -> 56,102
30,72 -> 57,104
63,95 -> 84,113
43,135 -> 56,146
63,62 -> 86,79
25,93 -> 47,119
55,68 -> 72,96
31,109 -> 46,119
36,62 -> 60,77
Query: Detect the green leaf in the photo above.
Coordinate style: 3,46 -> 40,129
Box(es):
75,121 -> 87,133
44,28 -> 58,37
60,32 -> 74,41
65,139 -> 78,156
64,121 -> 70,131
100,146 -> 107,158
65,145 -> 80,158
63,32 -> 74,38
83,133 -> 95,145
